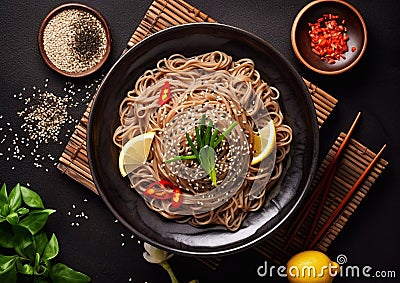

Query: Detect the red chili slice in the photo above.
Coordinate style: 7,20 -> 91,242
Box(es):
144,180 -> 183,208
159,81 -> 171,106
144,180 -> 173,200
171,188 -> 183,208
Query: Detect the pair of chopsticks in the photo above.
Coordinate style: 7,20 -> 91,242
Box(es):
284,112 -> 387,250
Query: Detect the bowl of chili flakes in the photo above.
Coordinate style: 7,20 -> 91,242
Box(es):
291,0 -> 367,75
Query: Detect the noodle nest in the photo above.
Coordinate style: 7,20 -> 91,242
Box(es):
113,51 -> 292,231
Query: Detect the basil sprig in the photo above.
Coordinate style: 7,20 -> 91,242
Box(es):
165,115 -> 237,186
0,183 -> 90,283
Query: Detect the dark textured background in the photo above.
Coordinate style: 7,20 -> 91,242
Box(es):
1,0 -> 399,282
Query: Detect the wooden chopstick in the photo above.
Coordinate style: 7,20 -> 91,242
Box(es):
307,143 -> 387,249
284,112 -> 361,249
303,161 -> 339,248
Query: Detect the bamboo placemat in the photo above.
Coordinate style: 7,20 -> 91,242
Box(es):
57,0 -> 387,269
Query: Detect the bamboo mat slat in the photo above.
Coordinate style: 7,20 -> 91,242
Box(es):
57,0 -> 387,270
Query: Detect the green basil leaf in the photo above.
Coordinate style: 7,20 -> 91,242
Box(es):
50,263 -> 90,283
0,216 -> 5,223
16,258 -> 34,275
42,234 -> 59,260
20,186 -> 44,209
0,254 -> 16,266
34,231 -> 48,256
0,255 -> 17,283
12,226 -> 35,259
6,212 -> 19,225
18,210 -> 55,235
199,146 -> 215,175
17,207 -> 30,216
1,204 -> 10,217
0,222 -> 14,248
8,184 -> 22,213
0,183 -> 7,202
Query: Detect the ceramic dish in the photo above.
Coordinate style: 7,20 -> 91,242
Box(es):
291,0 -> 367,75
87,23 -> 319,256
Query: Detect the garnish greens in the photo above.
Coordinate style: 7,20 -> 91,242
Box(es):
0,183 -> 90,283
165,115 -> 238,186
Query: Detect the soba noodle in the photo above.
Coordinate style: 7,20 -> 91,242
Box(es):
113,51 -> 292,231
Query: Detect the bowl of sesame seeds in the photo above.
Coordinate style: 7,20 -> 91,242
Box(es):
38,3 -> 111,77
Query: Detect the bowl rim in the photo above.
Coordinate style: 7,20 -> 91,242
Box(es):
291,0 -> 368,75
38,2 -> 112,77
87,22 -> 319,256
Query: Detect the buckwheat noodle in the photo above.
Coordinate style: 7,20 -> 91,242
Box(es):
113,51 -> 292,231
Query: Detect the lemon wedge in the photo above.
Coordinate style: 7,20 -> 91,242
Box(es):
119,132 -> 155,177
251,120 -> 276,165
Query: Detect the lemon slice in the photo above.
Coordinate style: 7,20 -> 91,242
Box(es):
251,121 -> 276,165
119,132 -> 155,177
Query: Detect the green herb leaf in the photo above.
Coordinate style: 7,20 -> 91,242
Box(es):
0,254 -> 17,267
6,212 -> 19,225
18,210 -> 55,235
12,226 -> 35,260
16,258 -> 34,275
214,121 -> 238,147
199,114 -> 206,140
17,207 -> 30,216
0,255 -> 17,283
20,186 -> 44,209
199,146 -> 215,175
1,204 -> 10,218
204,120 -> 213,146
199,146 -> 217,186
195,126 -> 203,148
0,184 -> 8,210
185,133 -> 199,159
0,222 -> 14,248
165,155 -> 197,163
50,263 -> 91,283
34,231 -> 49,257
210,128 -> 219,148
8,184 -> 22,213
42,234 -> 59,260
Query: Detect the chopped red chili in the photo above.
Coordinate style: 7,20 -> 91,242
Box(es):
171,188 -> 183,208
159,81 -> 171,106
308,13 -> 350,64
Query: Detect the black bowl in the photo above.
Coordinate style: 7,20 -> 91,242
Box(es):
87,23 -> 319,256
